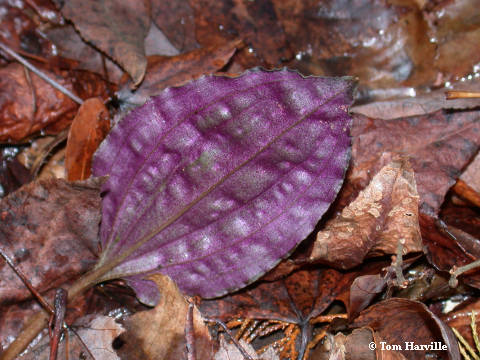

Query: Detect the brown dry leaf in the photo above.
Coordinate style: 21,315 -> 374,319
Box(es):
46,25 -> 124,84
66,98 -> 110,181
348,110 -> 480,217
150,0 -> 198,52
59,0 -> 150,86
341,328 -> 376,360
115,274 -> 214,360
352,298 -> 461,360
309,158 -> 421,269
117,40 -> 240,106
0,177 -> 102,305
0,62 -> 78,142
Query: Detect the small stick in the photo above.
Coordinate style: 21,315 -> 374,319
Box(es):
446,91 -> 480,100
449,260 -> 480,288
0,41 -> 83,105
0,248 -> 95,360
393,238 -> 408,288
50,288 -> 67,360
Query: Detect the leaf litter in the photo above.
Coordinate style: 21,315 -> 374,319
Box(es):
1,1 -> 480,359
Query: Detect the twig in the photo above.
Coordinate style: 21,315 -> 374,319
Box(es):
393,238 -> 408,288
446,91 -> 480,100
449,260 -> 480,288
0,248 -> 95,360
0,41 -> 83,105
50,288 -> 67,360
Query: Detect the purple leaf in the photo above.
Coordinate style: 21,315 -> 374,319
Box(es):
92,69 -> 354,303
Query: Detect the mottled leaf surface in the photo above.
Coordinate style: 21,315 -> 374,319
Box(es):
93,69 -> 353,301
310,158 -> 422,269
0,178 -> 102,305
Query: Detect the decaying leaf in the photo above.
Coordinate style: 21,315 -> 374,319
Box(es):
114,274 -> 214,360
0,177 -> 102,304
352,298 -> 461,360
117,40 -> 241,107
0,63 -> 78,142
309,158 -> 421,269
46,25 -> 124,84
59,0 -> 150,86
92,69 -> 354,302
348,110 -> 480,216
66,98 -> 110,181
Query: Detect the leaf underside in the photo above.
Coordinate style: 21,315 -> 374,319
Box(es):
92,69 -> 354,303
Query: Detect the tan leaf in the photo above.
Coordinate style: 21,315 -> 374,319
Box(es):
310,157 -> 422,269
115,274 -> 214,359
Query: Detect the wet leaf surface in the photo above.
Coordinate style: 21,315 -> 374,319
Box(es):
59,0 -> 150,86
0,178 -> 102,304
309,158 -> 422,269
0,63 -> 78,142
93,69 -> 354,302
65,98 -> 110,181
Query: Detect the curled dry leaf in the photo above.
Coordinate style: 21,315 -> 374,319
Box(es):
0,178 -> 102,304
0,63 -> 78,142
92,69 -> 354,302
66,97 -> 110,181
114,274 -> 214,360
309,158 -> 422,269
60,0 -> 150,86
117,40 -> 241,107
352,298 -> 461,360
